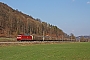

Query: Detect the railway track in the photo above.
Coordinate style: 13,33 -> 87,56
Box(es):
0,41 -> 62,43
0,40 -> 74,46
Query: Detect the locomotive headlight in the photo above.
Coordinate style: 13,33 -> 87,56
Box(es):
17,37 -> 21,39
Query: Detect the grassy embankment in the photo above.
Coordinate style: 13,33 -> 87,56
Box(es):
0,38 -> 16,42
0,42 -> 90,60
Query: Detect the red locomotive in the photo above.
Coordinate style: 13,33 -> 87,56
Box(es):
17,34 -> 33,41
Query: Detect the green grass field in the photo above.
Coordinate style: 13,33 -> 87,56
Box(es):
0,42 -> 90,60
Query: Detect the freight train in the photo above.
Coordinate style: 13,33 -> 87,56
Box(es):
17,34 -> 55,41
17,34 -> 50,41
17,34 -> 76,42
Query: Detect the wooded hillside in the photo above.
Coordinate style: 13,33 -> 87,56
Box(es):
0,2 -> 68,39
